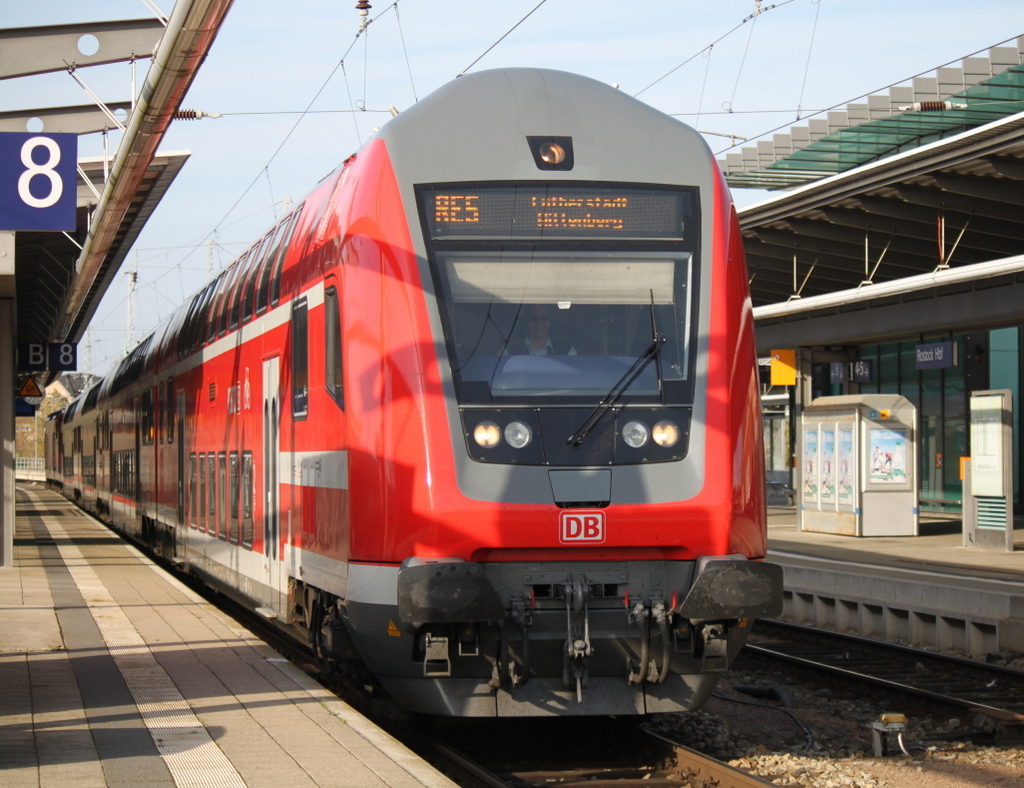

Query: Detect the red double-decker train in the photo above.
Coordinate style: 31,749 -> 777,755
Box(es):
47,68 -> 782,717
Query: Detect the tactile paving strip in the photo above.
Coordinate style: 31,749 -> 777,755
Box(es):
35,501 -> 247,788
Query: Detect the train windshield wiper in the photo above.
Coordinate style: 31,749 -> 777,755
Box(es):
566,332 -> 665,449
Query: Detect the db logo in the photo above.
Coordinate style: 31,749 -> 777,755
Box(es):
559,511 -> 606,544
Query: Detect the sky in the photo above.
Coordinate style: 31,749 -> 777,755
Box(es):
2,0 -> 1022,376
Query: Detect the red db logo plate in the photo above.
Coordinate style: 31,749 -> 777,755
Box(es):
559,511 -> 606,544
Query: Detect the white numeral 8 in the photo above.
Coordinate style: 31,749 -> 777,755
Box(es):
18,137 -> 63,209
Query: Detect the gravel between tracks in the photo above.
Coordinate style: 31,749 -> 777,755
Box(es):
644,653 -> 1024,788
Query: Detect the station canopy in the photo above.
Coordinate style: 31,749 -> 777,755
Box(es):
1,1 -> 233,377
722,38 -> 1024,190
730,36 -> 1024,335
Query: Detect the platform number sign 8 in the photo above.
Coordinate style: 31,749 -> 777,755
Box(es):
0,132 -> 77,232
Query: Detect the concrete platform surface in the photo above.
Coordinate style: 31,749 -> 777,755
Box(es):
0,485 -> 456,788
766,507 -> 1024,654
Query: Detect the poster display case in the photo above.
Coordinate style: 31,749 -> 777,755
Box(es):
800,395 -> 919,536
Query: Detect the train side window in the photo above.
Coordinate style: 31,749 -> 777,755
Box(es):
207,273 -> 226,344
218,452 -> 227,541
292,298 -> 309,419
325,285 -> 344,409
240,260 -> 260,325
207,454 -> 217,533
166,379 -> 174,444
229,451 -> 240,543
257,210 -> 299,315
142,389 -> 154,445
199,453 -> 207,532
218,264 -> 242,338
242,451 -> 253,550
189,454 -> 197,528
155,384 -> 163,444
268,206 -> 302,310
194,283 -> 215,352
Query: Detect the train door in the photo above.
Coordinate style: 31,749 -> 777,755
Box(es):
262,356 -> 281,607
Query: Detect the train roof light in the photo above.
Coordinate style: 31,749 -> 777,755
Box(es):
527,136 -> 574,171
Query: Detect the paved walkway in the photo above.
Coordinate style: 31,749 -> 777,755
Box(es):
0,486 -> 455,788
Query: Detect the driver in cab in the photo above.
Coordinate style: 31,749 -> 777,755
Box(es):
511,304 -> 577,356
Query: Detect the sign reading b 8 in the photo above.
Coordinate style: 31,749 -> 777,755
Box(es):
0,132 -> 78,232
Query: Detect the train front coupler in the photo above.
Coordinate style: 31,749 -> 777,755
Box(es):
562,579 -> 594,703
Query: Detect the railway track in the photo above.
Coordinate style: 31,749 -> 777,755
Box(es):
414,720 -> 776,788
748,620 -> 1024,734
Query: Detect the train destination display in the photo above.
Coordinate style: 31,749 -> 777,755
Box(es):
424,185 -> 692,239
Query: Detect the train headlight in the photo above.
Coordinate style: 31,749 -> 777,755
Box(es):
473,422 -> 501,449
622,420 -> 649,448
652,420 -> 680,448
504,421 -> 533,449
538,141 -> 566,165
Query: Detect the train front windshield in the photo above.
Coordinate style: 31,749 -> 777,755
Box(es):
419,183 -> 700,405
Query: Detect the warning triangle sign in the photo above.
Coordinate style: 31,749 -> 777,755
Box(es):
17,375 -> 43,398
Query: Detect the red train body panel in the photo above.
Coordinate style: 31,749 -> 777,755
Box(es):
48,69 -> 782,717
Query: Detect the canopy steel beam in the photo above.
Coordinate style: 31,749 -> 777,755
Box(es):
857,195 -> 1024,243
895,184 -> 1024,223
0,19 -> 164,80
932,172 -> 1024,206
822,207 -> 1024,257
0,103 -> 134,135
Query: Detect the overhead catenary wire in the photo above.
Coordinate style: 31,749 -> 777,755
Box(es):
794,0 -> 823,120
724,1 -> 764,112
634,0 -> 796,98
460,0 -> 549,75
393,4 -> 418,102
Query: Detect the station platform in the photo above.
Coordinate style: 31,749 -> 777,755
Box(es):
0,485 -> 456,788
766,506 -> 1024,656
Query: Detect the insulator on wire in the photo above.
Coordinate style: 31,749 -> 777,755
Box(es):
898,101 -> 968,113
173,109 -> 221,120
356,1 -> 371,16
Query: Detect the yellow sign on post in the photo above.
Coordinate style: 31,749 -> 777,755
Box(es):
17,375 -> 42,398
770,349 -> 797,386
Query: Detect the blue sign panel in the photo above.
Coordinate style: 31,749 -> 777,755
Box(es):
852,359 -> 873,383
0,132 -> 78,231
17,341 -> 77,372
915,341 -> 957,370
830,362 -> 845,384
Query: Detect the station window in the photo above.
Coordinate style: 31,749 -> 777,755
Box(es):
292,298 -> 309,419
242,451 -> 254,550
325,285 -> 344,409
